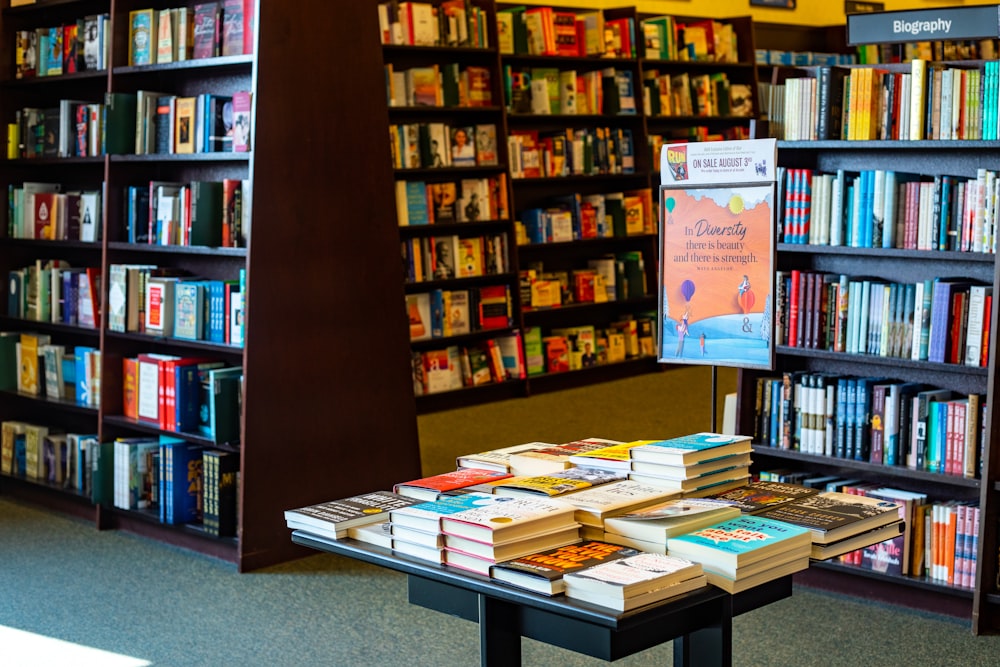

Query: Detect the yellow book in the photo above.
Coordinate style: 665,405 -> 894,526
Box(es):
174,97 -> 196,153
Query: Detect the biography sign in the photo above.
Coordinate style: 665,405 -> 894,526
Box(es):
658,139 -> 777,370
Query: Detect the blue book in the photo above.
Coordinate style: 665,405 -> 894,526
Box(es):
175,361 -> 224,433
860,170 -> 873,248
205,280 -> 226,343
665,514 -> 812,574
161,437 -> 201,525
404,181 -> 429,225
844,378 -> 858,460
74,346 -> 97,405
769,379 -> 781,448
430,289 -> 445,338
628,433 -> 752,467
853,377 -> 887,461
834,376 -> 848,458
937,175 -> 953,251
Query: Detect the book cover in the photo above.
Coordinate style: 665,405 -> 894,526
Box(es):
173,282 -> 205,340
222,0 -> 245,56
416,493 -> 578,544
490,541 -> 641,595
456,442 -> 553,473
705,479 -> 820,514
202,449 -> 238,536
556,480 -> 679,527
474,124 -> 498,166
129,9 -> 155,66
665,513 -> 813,574
392,468 -> 513,501
284,491 -> 421,539
756,490 -> 902,544
507,437 -> 621,476
492,467 -> 626,498
604,497 -> 742,544
450,126 -> 476,166
628,433 -> 752,467
231,91 -> 252,152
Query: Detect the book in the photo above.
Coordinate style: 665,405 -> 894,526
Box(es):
507,437 -> 623,476
284,491 -> 421,540
490,541 -> 642,595
810,520 -> 906,560
562,552 -> 706,612
193,2 -> 222,59
443,524 -> 582,569
665,514 -> 813,576
202,449 -> 238,536
628,433 -> 752,467
231,91 -> 252,152
703,480 -> 820,515
756,490 -> 902,544
392,468 -> 512,501
403,492 -> 578,545
492,467 -> 626,498
129,9 -> 155,66
555,480 -> 679,528
603,497 -> 743,545
455,442 -> 554,473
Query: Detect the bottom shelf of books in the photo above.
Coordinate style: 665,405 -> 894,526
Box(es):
284,432 -> 927,615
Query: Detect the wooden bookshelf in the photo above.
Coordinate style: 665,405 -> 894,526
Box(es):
0,0 -> 422,571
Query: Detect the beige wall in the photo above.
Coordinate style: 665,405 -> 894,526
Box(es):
516,1 -> 998,27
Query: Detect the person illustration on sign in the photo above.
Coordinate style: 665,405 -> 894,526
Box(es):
738,274 -> 751,297
674,307 -> 690,358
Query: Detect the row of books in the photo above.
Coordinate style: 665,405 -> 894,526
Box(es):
9,261 -> 101,329
508,127 -> 636,179
777,61 -> 1000,143
377,0 -> 490,49
646,129 -> 750,167
0,421 -> 95,489
125,178 -> 248,247
7,90 -> 250,159
640,16 -> 738,63
505,67 -> 636,116
14,14 -> 110,78
110,435 -> 238,536
524,318 -> 654,375
641,70 -> 752,119
390,122 -> 498,170
286,435 -> 906,599
777,270 -> 992,368
123,354 -> 241,444
6,184 -> 101,242
517,188 -> 654,243
754,49 -> 855,66
106,264 -> 245,347
401,233 -> 508,284
127,1 -> 254,66
753,371 -> 984,478
778,167 -> 1000,254
0,333 -> 101,408
854,39 -> 997,65
406,284 -> 514,341
412,332 -> 523,395
385,63 -> 492,108
395,175 -> 509,226
520,252 -> 647,308
497,5 -> 631,59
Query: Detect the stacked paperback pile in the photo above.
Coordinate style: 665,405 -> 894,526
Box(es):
562,552 -> 707,611
666,513 -> 813,593
626,433 -> 753,496
602,497 -> 743,554
490,540 -> 642,595
388,492 -> 581,573
392,467 -> 512,501
283,491 -> 420,541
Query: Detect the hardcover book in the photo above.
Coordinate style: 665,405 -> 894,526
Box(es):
704,480 -> 820,515
603,497 -> 743,547
284,491 -> 421,539
490,541 -> 642,595
193,2 -> 221,59
231,91 -> 252,152
129,9 -> 155,66
392,468 -> 513,501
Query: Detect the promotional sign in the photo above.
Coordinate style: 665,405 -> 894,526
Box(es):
658,139 -> 776,370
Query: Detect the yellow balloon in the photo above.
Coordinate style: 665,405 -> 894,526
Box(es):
728,195 -> 744,215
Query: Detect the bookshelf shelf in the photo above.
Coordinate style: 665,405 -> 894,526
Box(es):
0,388 -> 99,415
0,316 -> 100,338
0,0 -> 422,571
777,244 -> 997,262
811,560 -> 975,598
516,234 -> 658,252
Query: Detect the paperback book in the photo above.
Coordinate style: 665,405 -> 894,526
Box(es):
490,541 -> 642,595
284,491 -> 420,539
756,491 -> 902,544
628,433 -> 752,467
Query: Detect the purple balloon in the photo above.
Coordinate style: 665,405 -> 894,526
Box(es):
681,279 -> 695,301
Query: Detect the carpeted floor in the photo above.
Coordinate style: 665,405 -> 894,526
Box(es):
3,366 -> 1000,665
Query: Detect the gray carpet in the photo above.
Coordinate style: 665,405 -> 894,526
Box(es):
3,366 -> 1000,665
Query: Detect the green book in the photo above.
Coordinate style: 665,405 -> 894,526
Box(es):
103,92 -> 137,155
189,181 -> 223,246
0,332 -> 18,391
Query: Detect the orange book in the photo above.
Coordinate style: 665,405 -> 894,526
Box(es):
945,504 -> 958,585
122,357 -> 138,419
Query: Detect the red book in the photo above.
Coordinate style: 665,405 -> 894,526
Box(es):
787,270 -> 801,348
393,468 -> 512,501
32,192 -> 58,240
981,295 -> 992,367
192,2 -> 221,59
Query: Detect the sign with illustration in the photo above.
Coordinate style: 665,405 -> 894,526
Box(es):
658,138 -> 776,370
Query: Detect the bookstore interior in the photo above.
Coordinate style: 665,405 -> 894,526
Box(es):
7,0 -> 1000,651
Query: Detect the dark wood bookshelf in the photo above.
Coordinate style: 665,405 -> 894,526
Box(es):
0,0 -> 422,571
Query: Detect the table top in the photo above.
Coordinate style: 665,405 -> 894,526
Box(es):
292,530 -> 793,629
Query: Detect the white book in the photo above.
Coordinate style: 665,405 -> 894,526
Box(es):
872,170 -> 886,248
965,285 -> 991,366
829,169 -> 845,246
938,68 -> 952,141
881,171 -> 898,249
899,73 -> 911,140
909,59 -> 927,141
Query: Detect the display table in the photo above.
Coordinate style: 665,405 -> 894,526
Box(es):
292,531 -> 793,667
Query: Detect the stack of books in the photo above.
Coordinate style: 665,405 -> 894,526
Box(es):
490,540 -> 642,595
437,493 -> 582,575
665,514 -> 813,593
392,468 -> 513,501
506,437 -> 624,475
554,480 -> 681,539
456,441 -> 557,473
705,479 -> 821,514
602,497 -> 743,554
562,552 -> 708,611
491,466 -> 626,500
756,490 -> 904,560
283,491 -> 420,541
625,433 -> 753,496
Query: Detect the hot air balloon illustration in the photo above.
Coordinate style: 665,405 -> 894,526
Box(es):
737,275 -> 754,333
664,196 -> 676,225
680,279 -> 695,302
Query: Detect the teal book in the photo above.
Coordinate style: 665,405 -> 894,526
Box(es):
173,281 -> 206,341
629,432 -> 752,467
205,366 -> 242,444
189,181 -> 223,246
665,514 -> 812,572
